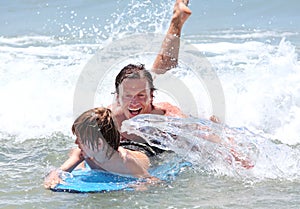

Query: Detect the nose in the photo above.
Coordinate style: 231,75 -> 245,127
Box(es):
130,96 -> 139,104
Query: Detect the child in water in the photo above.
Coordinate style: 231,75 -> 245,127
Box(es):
44,107 -> 157,189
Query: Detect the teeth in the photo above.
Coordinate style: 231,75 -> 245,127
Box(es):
128,107 -> 142,115
128,107 -> 142,111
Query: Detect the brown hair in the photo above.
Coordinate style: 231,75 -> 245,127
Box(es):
115,63 -> 156,94
72,107 -> 120,159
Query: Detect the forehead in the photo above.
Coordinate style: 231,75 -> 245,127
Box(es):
119,78 -> 149,92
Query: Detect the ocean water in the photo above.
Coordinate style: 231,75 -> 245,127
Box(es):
1,0 -> 300,208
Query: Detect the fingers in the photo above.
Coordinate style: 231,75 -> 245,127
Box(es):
43,169 -> 63,189
210,115 -> 221,123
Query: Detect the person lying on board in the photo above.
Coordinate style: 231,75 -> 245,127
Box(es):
44,107 -> 158,189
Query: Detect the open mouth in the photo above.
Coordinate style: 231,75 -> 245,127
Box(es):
128,107 -> 142,116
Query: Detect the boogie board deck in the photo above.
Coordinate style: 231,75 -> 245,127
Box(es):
51,161 -> 191,193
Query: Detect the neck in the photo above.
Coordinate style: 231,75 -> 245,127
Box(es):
92,149 -> 108,165
93,150 -> 124,168
93,147 -> 127,173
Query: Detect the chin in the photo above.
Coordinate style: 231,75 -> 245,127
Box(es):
128,114 -> 138,119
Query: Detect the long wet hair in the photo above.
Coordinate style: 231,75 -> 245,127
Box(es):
72,107 -> 120,159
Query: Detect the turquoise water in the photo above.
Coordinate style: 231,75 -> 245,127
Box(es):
0,0 -> 300,208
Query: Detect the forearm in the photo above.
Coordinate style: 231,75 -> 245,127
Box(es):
152,33 -> 180,74
152,0 -> 191,74
60,157 -> 83,173
60,148 -> 84,172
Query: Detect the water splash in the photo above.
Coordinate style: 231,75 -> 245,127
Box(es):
43,0 -> 174,44
193,33 -> 300,145
121,114 -> 300,181
0,0 -> 175,141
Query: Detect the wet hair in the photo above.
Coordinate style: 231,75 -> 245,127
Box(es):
72,107 -> 120,159
115,63 -> 156,94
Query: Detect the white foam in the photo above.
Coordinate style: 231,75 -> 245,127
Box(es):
0,36 -> 96,141
193,38 -> 300,145
188,30 -> 298,40
1,30 -> 300,146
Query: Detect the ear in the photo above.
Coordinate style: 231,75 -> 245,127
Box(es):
150,90 -> 154,104
116,94 -> 120,105
97,137 -> 104,150
113,93 -> 121,106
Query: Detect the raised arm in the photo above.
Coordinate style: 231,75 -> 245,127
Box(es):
152,0 -> 191,74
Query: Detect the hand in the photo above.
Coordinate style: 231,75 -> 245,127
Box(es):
43,169 -> 63,189
210,115 -> 221,123
128,176 -> 161,191
230,149 -> 255,169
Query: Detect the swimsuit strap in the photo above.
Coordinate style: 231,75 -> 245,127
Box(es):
120,140 -> 165,157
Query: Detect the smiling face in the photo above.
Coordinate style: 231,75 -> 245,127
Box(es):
117,78 -> 153,119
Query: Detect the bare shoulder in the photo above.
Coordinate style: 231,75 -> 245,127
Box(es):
125,149 -> 150,170
153,102 -> 186,117
68,147 -> 81,157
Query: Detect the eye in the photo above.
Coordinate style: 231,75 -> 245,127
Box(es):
123,94 -> 132,99
138,93 -> 146,98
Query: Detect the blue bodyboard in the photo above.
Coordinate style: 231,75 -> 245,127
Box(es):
51,161 -> 191,193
